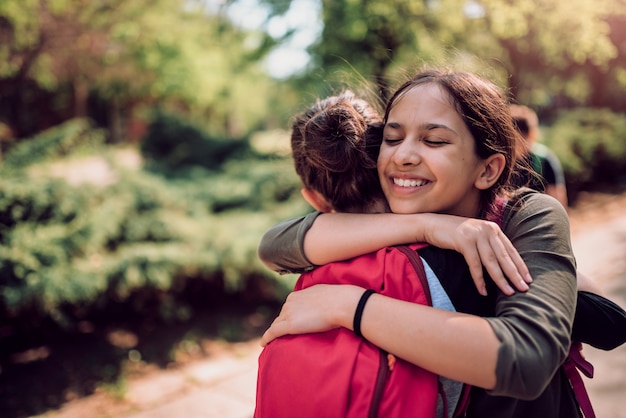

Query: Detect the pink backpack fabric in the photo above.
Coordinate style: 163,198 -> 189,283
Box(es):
255,243 -> 454,418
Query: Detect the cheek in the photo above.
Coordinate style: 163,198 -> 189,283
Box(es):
434,151 -> 476,176
377,149 -> 391,173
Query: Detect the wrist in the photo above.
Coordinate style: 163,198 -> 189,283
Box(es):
420,213 -> 461,250
334,285 -> 366,330
353,289 -> 376,338
412,213 -> 431,243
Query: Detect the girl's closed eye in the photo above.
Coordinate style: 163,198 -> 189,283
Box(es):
383,137 -> 403,145
422,137 -> 449,146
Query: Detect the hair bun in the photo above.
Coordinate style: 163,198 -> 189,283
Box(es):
303,100 -> 368,174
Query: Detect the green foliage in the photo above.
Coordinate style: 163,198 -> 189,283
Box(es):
12,0 -> 626,337
4,0 -> 626,150
140,111 -> 251,171
265,0 -> 626,112
543,108 -> 626,196
0,0 -> 285,140
165,157 -> 301,213
0,121 -> 305,328
2,118 -> 106,169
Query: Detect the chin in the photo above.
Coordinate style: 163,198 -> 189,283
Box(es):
389,203 -> 430,215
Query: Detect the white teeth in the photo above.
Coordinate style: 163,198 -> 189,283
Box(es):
393,178 -> 428,187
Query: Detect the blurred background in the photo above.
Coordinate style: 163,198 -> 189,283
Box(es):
1,0 -> 626,416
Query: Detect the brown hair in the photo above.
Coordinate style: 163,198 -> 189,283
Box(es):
291,91 -> 385,213
383,69 -> 523,214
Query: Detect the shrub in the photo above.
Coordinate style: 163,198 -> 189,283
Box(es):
140,111 -> 250,170
2,118 -> 105,170
543,108 -> 626,199
0,130 -> 304,329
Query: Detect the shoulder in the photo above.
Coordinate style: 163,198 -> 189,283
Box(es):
502,188 -> 570,236
508,187 -> 565,213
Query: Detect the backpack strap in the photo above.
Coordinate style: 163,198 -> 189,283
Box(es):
563,342 -> 596,417
397,244 -> 432,305
530,152 -> 544,176
452,384 -> 472,417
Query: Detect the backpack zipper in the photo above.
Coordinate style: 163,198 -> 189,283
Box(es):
367,246 -> 433,418
368,348 -> 391,418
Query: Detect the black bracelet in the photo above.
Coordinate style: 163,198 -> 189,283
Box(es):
353,289 -> 376,339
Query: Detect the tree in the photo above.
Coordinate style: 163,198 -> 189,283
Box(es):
260,0 -> 626,113
469,0 -> 626,110
261,0 -> 472,101
0,0 -> 285,140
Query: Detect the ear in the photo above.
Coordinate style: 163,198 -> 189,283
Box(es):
301,188 -> 334,213
474,154 -> 506,190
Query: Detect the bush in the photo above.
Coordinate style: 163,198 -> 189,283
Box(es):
0,121 -> 305,329
543,108 -> 626,199
2,118 -> 105,170
140,111 -> 250,171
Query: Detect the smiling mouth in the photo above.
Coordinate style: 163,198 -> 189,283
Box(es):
393,178 -> 430,187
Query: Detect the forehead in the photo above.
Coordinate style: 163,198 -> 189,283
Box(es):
387,83 -> 464,127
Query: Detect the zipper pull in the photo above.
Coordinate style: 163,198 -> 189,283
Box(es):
387,353 -> 396,372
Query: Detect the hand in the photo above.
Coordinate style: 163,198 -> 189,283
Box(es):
424,215 -> 532,296
261,284 -> 362,347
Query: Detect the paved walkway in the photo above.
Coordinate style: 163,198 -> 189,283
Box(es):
124,343 -> 261,418
48,341 -> 262,418
50,203 -> 626,418
570,212 -> 626,418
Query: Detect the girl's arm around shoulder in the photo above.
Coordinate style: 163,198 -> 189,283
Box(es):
259,210 -> 531,293
258,211 -> 433,273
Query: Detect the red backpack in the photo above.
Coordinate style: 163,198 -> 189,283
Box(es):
255,243 -> 464,418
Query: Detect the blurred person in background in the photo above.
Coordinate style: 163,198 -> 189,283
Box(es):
509,104 -> 569,209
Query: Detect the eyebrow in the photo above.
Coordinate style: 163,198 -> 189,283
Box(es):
385,121 -> 459,136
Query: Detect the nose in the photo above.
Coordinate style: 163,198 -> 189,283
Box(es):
392,138 -> 421,166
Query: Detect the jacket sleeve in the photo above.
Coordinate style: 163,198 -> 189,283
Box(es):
573,290 -> 626,350
256,211 -> 322,274
486,190 -> 577,399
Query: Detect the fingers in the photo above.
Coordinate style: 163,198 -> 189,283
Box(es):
476,239 -> 517,295
260,319 -> 283,347
464,245 -> 517,296
485,233 -> 533,294
462,250 -> 488,296
460,222 -> 532,296
501,237 -> 532,285
260,303 -> 298,347
260,298 -> 292,347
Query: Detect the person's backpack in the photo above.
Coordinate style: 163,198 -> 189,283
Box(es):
255,243 -> 463,418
